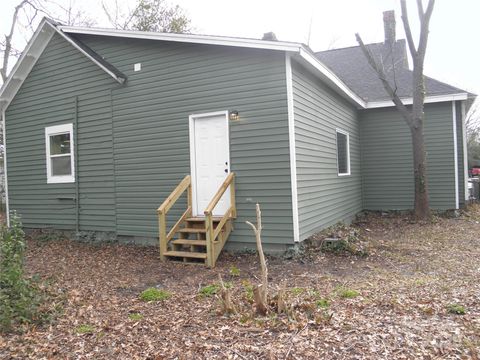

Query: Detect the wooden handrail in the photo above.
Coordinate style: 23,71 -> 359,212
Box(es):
158,175 -> 191,214
204,172 -> 235,215
158,175 -> 192,262
213,205 -> 234,241
204,173 -> 236,267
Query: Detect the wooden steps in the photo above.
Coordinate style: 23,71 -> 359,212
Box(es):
178,228 -> 207,233
162,216 -> 232,264
158,173 -> 236,267
163,250 -> 207,259
171,239 -> 207,246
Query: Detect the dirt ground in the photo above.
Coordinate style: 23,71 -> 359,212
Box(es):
1,207 -> 480,359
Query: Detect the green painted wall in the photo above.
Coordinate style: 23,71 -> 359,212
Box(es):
359,102 -> 457,210
6,33 -> 294,248
291,61 -> 363,240
6,33 -> 116,231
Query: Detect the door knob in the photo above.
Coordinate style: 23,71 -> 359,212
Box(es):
225,169 -> 228,173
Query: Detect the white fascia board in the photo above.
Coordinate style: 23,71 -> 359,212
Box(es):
60,26 -> 366,109
298,48 -> 366,108
285,53 -> 300,243
0,18 -> 55,112
366,93 -> 469,109
60,25 -> 301,52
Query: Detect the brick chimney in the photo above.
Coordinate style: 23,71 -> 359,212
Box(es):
383,10 -> 396,45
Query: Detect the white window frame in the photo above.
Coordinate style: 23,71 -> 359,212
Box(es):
45,123 -> 75,183
336,128 -> 351,176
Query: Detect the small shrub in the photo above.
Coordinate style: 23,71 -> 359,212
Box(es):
199,284 -> 220,297
316,298 -> 330,309
241,280 -> 254,302
229,266 -> 240,277
338,287 -> 359,299
139,288 -> 171,302
0,213 -> 52,333
291,287 -> 305,296
128,313 -> 143,321
76,324 -> 95,334
446,303 -> 466,315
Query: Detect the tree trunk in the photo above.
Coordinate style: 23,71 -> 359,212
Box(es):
411,123 -> 431,219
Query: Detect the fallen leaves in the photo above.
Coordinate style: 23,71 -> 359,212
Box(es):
0,207 -> 480,358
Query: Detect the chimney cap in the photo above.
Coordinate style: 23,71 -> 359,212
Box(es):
262,32 -> 278,41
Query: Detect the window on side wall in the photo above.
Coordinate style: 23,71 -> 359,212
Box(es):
336,129 -> 350,176
45,124 -> 74,183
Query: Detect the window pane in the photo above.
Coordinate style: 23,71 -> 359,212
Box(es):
337,132 -> 348,174
51,156 -> 71,176
50,133 -> 71,155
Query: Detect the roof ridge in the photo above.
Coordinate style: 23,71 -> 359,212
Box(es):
315,39 -> 406,54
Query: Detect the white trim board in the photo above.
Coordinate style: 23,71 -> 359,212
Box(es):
45,123 -> 75,184
0,18 -> 54,113
366,93 -> 469,109
461,101 -> 469,201
452,101 -> 459,209
335,128 -> 351,177
285,53 -> 300,243
2,109 -> 9,226
60,25 -> 366,109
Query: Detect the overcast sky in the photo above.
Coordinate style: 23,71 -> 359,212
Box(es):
1,0 -> 479,99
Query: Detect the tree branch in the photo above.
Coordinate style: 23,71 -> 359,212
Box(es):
1,0 -> 29,82
416,0 -> 425,19
400,0 -> 418,60
355,33 -> 413,127
417,0 -> 435,64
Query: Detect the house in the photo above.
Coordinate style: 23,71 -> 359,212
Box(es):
0,12 -> 475,266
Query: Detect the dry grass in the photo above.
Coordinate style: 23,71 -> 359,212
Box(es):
1,205 -> 480,359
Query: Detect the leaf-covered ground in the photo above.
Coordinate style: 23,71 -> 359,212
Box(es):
1,207 -> 480,359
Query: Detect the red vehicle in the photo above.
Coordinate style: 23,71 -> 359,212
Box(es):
470,168 -> 480,177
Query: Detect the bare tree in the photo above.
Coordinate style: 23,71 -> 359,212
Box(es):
356,0 -> 435,219
1,0 -> 95,85
102,0 -> 191,33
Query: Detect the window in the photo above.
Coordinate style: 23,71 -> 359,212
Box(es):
336,129 -> 350,176
45,124 -> 74,183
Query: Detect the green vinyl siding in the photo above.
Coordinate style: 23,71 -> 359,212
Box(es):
73,35 -> 294,247
6,32 -> 294,248
291,61 -> 362,240
6,33 -> 116,231
360,102 -> 456,210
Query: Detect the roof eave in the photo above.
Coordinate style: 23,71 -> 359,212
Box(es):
365,93 -> 470,109
0,19 -> 127,113
0,18 -> 55,112
60,25 -> 367,108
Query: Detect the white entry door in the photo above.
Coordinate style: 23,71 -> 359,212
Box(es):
190,111 -> 230,216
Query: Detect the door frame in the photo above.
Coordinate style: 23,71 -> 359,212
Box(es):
189,110 -> 231,216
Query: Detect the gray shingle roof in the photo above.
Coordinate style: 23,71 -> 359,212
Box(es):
315,40 -> 467,102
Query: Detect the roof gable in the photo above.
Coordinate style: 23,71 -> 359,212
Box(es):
0,18 -> 125,113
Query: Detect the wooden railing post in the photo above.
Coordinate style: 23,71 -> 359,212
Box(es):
157,175 -> 191,262
230,174 -> 236,218
205,212 -> 215,267
158,211 -> 167,261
